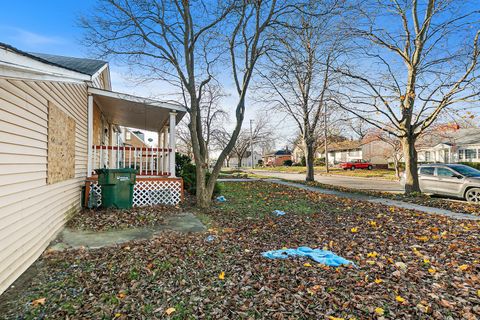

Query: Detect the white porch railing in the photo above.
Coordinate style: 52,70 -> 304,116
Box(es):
91,145 -> 172,176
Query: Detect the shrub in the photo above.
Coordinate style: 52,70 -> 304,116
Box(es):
283,159 -> 293,166
314,158 -> 325,166
300,156 -> 306,166
175,153 -> 192,176
175,153 -> 221,197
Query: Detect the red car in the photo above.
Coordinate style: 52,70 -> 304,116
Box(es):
340,159 -> 373,170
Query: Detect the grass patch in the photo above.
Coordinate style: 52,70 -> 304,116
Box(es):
217,181 -> 323,217
254,166 -> 398,180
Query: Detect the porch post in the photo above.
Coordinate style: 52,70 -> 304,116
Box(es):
87,94 -> 93,177
158,129 -> 163,175
163,126 -> 169,174
169,111 -> 177,177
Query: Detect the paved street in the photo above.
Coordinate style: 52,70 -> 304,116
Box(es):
249,170 -> 404,193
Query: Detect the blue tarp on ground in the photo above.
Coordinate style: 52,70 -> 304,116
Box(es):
272,210 -> 286,216
262,246 -> 355,267
216,196 -> 226,202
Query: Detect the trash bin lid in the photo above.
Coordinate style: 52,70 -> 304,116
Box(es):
95,168 -> 138,174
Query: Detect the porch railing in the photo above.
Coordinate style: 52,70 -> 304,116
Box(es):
91,145 -> 172,176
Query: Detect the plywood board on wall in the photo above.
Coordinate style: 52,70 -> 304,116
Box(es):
47,102 -> 75,184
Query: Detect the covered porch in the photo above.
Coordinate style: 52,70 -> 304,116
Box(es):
85,87 -> 187,206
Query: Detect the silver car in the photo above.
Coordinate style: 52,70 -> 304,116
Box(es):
413,164 -> 480,202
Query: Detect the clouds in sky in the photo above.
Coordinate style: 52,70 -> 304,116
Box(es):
0,26 -> 65,48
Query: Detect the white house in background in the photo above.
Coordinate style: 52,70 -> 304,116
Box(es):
0,42 -> 187,294
417,128 -> 480,163
227,151 -> 262,168
320,139 -> 393,167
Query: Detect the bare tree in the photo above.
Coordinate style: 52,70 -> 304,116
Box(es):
348,118 -> 371,140
334,0 -> 480,193
256,2 -> 344,181
82,0 -> 298,207
176,83 -> 227,161
213,114 -> 272,167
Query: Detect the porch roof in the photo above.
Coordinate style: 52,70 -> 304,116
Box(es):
88,87 -> 187,132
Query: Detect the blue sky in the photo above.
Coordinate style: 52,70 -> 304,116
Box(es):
0,1 -> 96,56
0,0 -> 287,145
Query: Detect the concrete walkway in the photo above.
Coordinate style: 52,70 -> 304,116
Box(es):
50,212 -> 206,251
218,178 -> 479,221
249,169 -> 404,193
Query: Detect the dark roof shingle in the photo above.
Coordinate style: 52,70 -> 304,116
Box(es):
28,52 -> 107,76
0,42 -> 107,76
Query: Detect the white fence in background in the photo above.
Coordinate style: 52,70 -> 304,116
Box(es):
91,145 -> 172,176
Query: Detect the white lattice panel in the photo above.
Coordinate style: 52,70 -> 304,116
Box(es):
87,179 -> 182,207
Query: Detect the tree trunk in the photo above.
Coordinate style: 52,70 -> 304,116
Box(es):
238,157 -> 243,168
402,136 -> 420,193
195,163 -> 211,208
305,140 -> 315,182
393,156 -> 400,180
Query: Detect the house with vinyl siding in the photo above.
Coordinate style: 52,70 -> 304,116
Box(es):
0,43 -> 186,295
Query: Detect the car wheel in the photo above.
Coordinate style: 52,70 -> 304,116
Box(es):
465,188 -> 480,203
350,166 -> 355,171
367,165 -> 373,170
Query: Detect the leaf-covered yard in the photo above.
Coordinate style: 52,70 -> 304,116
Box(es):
1,181 -> 479,319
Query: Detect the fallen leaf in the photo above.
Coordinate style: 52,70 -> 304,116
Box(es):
303,263 -> 312,267
458,264 -> 469,271
375,307 -> 384,316
165,307 -> 176,315
350,227 -> 358,233
218,271 -> 225,280
396,295 -> 406,303
31,298 -> 46,307
374,278 -> 383,284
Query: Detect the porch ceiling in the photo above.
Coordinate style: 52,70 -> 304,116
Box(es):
88,87 -> 187,132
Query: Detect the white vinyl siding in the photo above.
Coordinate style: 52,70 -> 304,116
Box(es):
0,77 -> 88,294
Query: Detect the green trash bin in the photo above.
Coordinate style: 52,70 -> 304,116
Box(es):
96,168 -> 137,209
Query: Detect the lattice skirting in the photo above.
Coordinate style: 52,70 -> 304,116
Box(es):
86,179 -> 183,207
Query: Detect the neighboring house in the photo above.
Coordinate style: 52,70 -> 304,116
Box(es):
263,149 -> 293,166
227,151 -> 262,168
0,43 -> 187,294
324,140 -> 363,164
321,139 -> 393,167
292,144 -> 322,163
417,127 -> 480,163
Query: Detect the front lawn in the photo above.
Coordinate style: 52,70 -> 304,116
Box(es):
255,166 -> 398,180
1,181 -> 479,319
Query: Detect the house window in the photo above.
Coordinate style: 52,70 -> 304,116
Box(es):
425,151 -> 431,162
465,149 -> 477,160
459,149 -> 464,160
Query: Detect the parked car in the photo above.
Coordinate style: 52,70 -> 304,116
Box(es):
340,159 -> 373,171
402,164 -> 480,203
